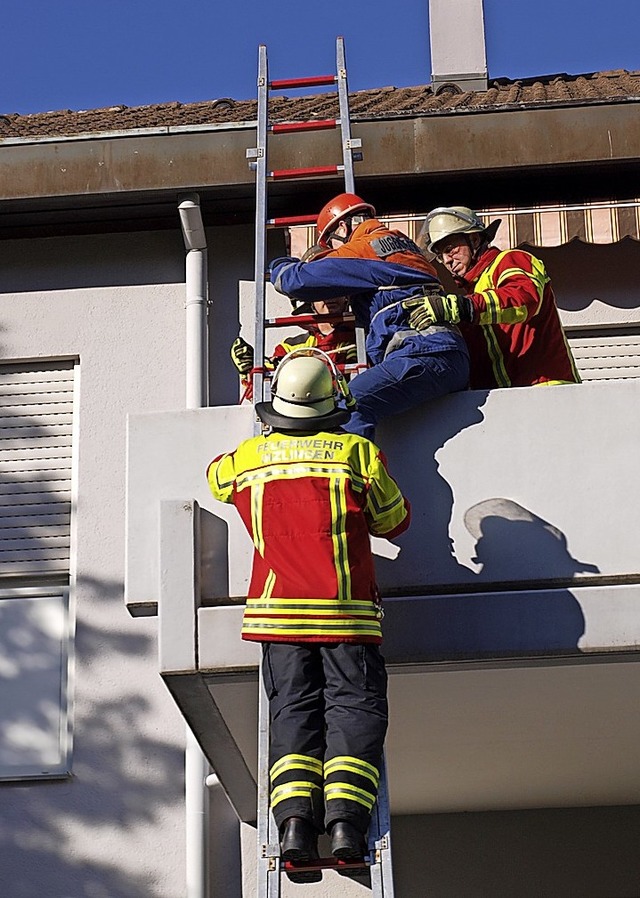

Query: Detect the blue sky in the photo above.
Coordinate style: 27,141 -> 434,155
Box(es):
3,0 -> 638,115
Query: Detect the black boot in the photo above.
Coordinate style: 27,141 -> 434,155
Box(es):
280,817 -> 321,884
329,820 -> 367,859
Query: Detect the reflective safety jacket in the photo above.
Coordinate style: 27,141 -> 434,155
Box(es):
270,322 -> 356,368
459,247 -> 581,389
240,324 -> 357,397
207,430 -> 410,644
270,219 -> 463,366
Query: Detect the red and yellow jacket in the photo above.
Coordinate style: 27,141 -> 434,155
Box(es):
460,247 -> 581,389
270,323 -> 356,368
207,430 -> 410,644
240,324 -> 356,399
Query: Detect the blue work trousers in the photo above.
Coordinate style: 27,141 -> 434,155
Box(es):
343,347 -> 470,441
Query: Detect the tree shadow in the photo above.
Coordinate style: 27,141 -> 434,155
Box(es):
0,364 -> 185,896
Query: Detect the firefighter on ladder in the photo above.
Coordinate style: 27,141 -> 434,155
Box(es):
207,349 -> 410,883
230,246 -> 357,399
269,193 -> 471,440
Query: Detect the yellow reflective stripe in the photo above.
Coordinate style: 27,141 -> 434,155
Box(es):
324,782 -> 376,810
477,288 -> 502,325
270,754 -> 323,781
251,482 -> 265,556
259,569 -> 276,602
324,756 -> 380,788
245,597 -> 380,612
535,379 -> 577,386
207,454 -> 235,502
330,478 -> 350,601
242,620 -> 382,636
481,326 -> 511,387
271,781 -> 322,808
237,463 -> 354,491
558,326 -> 582,382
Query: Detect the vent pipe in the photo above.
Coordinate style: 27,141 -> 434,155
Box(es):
429,0 -> 488,93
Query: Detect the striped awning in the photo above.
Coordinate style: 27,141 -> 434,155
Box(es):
476,200 -> 640,248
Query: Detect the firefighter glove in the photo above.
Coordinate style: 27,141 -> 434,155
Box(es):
403,293 -> 473,330
231,337 -> 254,375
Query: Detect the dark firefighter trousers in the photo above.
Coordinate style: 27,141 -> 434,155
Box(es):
261,641 -> 388,835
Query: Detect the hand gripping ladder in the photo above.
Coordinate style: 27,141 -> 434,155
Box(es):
246,35 -> 367,412
246,38 -> 395,896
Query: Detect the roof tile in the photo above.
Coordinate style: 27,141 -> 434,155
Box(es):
1,70 -> 639,140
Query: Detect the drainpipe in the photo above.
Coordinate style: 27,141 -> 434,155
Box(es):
179,194 -> 209,408
179,194 -> 210,898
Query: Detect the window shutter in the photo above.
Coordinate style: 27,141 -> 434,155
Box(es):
568,333 -> 640,382
0,360 -> 75,577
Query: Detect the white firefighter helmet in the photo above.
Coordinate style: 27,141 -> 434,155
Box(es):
255,348 -> 352,430
419,206 -> 501,254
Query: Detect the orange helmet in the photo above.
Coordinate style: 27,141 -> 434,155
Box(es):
317,193 -> 376,246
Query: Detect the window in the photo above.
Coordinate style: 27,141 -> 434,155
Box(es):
0,360 -> 75,779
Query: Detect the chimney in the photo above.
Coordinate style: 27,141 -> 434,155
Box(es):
429,0 -> 488,93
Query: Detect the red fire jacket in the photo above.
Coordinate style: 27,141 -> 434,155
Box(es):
459,247 -> 581,389
207,430 -> 410,644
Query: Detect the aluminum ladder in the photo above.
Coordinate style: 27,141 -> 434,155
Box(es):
246,37 -> 395,896
246,35 -> 366,411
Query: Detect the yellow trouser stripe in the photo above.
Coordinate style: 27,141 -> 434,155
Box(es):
271,781 -> 321,808
324,756 -> 380,788
270,754 -> 323,781
324,782 -> 376,811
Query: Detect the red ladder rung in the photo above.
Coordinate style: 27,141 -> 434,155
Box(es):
269,165 -> 342,181
266,214 -> 317,228
266,313 -> 356,327
271,119 -> 337,134
270,75 -> 336,90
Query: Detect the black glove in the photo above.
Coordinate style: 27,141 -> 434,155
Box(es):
402,293 -> 473,331
230,337 -> 254,375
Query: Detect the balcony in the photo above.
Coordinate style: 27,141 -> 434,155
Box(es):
125,380 -> 640,824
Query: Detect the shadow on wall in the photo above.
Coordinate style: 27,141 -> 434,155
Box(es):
375,395 -> 597,661
0,376 -> 185,897
376,390 -> 490,589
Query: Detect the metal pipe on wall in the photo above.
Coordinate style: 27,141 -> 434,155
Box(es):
179,194 -> 209,410
179,194 -> 210,898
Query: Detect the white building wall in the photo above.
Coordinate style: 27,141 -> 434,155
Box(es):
0,230 -> 189,897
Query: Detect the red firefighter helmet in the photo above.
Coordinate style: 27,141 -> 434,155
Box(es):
316,193 -> 376,246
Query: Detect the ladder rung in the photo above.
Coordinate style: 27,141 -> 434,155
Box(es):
266,313 -> 356,327
271,119 -> 337,134
270,75 -> 336,90
266,214 -> 317,228
283,856 -> 370,874
269,165 -> 342,181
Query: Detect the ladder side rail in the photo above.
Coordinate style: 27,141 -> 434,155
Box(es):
336,36 -> 368,371
254,44 -> 282,898
369,754 -> 395,896
252,44 -> 269,417
257,673 -> 281,896
336,36 -> 358,195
